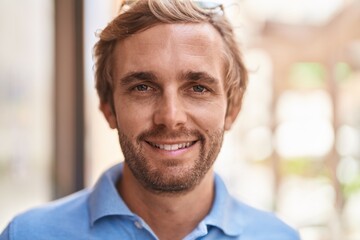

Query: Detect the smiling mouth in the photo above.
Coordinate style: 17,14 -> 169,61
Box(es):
146,141 -> 197,151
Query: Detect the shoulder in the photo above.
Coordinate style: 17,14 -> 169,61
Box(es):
1,189 -> 91,240
213,174 -> 299,239
229,198 -> 300,240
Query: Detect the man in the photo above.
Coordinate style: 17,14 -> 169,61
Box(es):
1,0 -> 300,239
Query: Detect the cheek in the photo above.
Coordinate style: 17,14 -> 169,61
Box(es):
187,101 -> 227,130
114,99 -> 154,136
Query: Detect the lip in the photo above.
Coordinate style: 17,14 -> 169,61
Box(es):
144,140 -> 198,157
147,140 -> 196,149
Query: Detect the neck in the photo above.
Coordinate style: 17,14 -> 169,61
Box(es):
117,163 -> 215,240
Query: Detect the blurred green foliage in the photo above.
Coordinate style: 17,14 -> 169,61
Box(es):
335,62 -> 352,83
342,175 -> 360,199
289,62 -> 326,88
280,157 -> 330,178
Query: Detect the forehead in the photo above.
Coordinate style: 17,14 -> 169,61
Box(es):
122,23 -> 222,50
113,23 -> 225,77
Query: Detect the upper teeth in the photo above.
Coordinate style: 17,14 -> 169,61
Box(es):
150,142 -> 192,151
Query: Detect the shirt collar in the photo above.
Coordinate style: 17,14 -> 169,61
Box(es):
88,163 -> 244,236
88,163 -> 134,226
202,173 -> 244,236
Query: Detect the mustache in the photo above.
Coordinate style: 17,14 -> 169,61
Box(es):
137,125 -> 205,142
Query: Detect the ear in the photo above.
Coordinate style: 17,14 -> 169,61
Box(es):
100,102 -> 117,129
224,104 -> 241,131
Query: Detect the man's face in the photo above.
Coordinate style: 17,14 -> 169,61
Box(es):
102,23 -> 237,194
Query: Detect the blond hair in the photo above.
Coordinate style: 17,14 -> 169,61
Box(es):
94,0 -> 248,114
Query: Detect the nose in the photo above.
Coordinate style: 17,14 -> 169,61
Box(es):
153,91 -> 187,129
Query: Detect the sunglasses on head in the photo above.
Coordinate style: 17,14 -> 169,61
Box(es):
119,0 -> 224,15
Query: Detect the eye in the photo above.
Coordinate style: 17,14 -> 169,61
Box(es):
135,84 -> 150,91
192,85 -> 207,93
128,83 -> 157,96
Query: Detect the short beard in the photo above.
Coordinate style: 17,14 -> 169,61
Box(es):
117,125 -> 224,195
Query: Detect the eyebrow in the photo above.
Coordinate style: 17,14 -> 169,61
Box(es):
119,71 -> 157,86
118,70 -> 220,86
180,71 -> 219,84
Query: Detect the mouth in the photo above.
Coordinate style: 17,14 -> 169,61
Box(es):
146,141 -> 197,151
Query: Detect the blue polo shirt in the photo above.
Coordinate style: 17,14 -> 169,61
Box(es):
0,163 -> 299,240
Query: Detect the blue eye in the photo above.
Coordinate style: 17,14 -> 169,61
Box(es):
192,85 -> 206,93
135,84 -> 149,91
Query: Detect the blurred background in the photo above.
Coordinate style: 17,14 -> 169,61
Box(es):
0,0 -> 359,239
